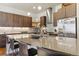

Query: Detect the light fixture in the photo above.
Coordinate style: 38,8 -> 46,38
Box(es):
37,6 -> 42,10
33,6 -> 36,9
27,12 -> 31,16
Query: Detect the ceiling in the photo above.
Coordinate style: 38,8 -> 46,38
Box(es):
0,3 -> 60,14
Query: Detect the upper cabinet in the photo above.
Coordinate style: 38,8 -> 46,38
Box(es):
40,16 -> 46,27
53,3 -> 76,26
17,15 -> 24,27
0,12 -> 32,27
0,12 -> 14,27
13,14 -> 19,27
53,7 -> 65,26
65,4 -> 76,18
53,13 -> 58,26
28,17 -> 32,27
23,16 -> 32,27
7,13 -> 14,27
57,7 -> 66,19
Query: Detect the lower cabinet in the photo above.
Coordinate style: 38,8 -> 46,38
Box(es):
0,35 -> 6,48
56,37 -> 77,55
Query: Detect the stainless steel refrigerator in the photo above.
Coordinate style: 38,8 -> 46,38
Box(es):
57,17 -> 77,55
58,17 -> 77,38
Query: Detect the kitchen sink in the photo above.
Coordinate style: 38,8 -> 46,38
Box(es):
31,35 -> 41,39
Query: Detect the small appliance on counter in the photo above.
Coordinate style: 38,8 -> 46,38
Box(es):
53,27 -> 58,35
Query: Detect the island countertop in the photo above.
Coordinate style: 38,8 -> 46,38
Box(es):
6,34 -> 57,49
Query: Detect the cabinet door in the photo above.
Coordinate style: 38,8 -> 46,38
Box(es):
23,16 -> 27,27
53,7 -> 65,26
18,15 -> 24,27
65,4 -> 76,17
23,16 -> 32,27
40,16 -> 46,27
30,17 -> 32,27
0,35 -> 6,48
0,12 -> 14,27
13,14 -> 19,27
28,17 -> 32,27
0,12 -> 8,27
7,13 -> 14,27
29,17 -> 32,27
57,7 -> 66,19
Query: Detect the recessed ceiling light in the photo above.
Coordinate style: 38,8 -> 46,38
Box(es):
38,6 -> 42,10
33,6 -> 36,9
27,12 -> 31,16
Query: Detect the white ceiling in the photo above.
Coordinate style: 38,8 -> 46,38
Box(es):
0,3 -> 60,14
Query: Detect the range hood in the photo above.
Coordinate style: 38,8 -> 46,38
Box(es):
46,8 -> 52,24
46,8 -> 54,33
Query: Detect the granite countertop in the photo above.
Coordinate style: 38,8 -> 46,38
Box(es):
7,34 -> 57,48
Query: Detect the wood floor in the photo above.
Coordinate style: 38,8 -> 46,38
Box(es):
0,48 -> 6,56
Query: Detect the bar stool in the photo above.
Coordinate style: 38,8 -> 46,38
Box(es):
28,48 -> 37,56
19,42 -> 28,56
9,39 -> 19,56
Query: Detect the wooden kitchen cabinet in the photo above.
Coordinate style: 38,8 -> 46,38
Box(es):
0,12 -> 8,27
57,7 -> 66,19
13,15 -> 32,27
65,4 -> 76,18
53,3 -> 76,26
13,14 -> 19,27
0,35 -> 6,48
23,16 -> 28,27
0,12 -> 14,27
7,13 -> 14,27
40,16 -> 46,27
53,13 -> 58,26
27,17 -> 32,27
23,16 -> 32,27
18,15 -> 24,27
0,11 -> 32,27
53,7 -> 66,20
53,7 -> 65,26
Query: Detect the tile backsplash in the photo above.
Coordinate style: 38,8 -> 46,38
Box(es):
0,27 -> 32,34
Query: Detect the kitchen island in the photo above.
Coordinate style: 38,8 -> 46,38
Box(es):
6,33 -> 73,56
